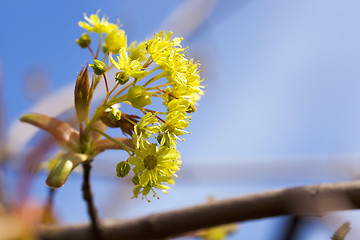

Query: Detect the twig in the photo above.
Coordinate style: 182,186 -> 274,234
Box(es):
39,180 -> 360,240
280,216 -> 303,240
82,161 -> 102,240
332,221 -> 351,240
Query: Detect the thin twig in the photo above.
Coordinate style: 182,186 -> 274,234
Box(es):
39,180 -> 360,240
332,221 -> 351,240
82,161 -> 102,240
280,216 -> 303,240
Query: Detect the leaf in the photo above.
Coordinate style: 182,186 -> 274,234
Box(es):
46,152 -> 87,188
89,137 -> 133,153
20,113 -> 79,151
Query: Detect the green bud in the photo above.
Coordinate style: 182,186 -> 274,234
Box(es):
186,102 -> 197,113
76,33 -> 91,48
156,133 -> 163,144
90,59 -> 107,75
108,108 -> 121,122
132,174 -> 140,185
128,85 -> 152,109
116,161 -> 131,178
115,71 -> 130,85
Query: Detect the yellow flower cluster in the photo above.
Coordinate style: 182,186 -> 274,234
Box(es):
76,11 -> 204,200
79,10 -> 127,54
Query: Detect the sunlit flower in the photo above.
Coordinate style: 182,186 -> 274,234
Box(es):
128,142 -> 181,200
132,112 -> 160,149
104,29 -> 127,53
78,10 -> 118,34
111,48 -> 148,78
129,41 -> 149,62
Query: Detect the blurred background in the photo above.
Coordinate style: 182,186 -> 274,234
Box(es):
1,0 -> 360,239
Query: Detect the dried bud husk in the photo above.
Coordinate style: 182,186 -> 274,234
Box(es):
116,161 -> 131,178
128,85 -> 152,108
74,65 -> 94,123
20,113 -> 80,151
115,71 -> 129,85
76,33 -> 91,48
90,60 -> 107,75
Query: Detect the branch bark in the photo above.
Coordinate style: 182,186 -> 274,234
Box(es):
39,180 -> 360,240
82,161 -> 102,240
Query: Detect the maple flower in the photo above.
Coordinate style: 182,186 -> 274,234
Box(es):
128,141 -> 181,200
129,41 -> 149,62
104,28 -> 127,53
78,10 -> 118,34
111,47 -> 148,79
132,112 -> 160,149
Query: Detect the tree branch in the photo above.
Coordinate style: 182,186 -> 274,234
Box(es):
82,161 -> 102,240
39,180 -> 360,240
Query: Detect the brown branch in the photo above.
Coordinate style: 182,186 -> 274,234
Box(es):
38,180 -> 360,240
82,161 -> 102,240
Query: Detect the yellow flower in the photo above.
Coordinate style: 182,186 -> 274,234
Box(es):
78,10 -> 118,34
146,31 -> 204,105
132,112 -> 160,149
111,48 -> 148,78
129,41 -> 149,62
104,29 -> 127,54
128,142 -> 181,200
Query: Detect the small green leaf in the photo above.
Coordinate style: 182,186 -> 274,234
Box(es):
46,152 -> 87,188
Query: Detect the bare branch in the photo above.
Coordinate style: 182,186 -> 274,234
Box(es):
38,180 -> 360,240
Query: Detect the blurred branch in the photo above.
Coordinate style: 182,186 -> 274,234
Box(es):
39,180 -> 360,240
332,221 -> 351,240
82,161 -> 102,240
280,216 -> 303,240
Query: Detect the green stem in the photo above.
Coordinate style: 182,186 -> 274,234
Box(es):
143,72 -> 165,87
84,104 -> 108,137
142,57 -> 153,70
146,82 -> 172,91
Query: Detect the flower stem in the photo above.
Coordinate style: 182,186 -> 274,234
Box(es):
82,161 -> 102,240
102,73 -> 109,93
87,46 -> 96,59
95,33 -> 103,59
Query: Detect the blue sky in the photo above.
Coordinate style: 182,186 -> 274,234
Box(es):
2,0 -> 360,239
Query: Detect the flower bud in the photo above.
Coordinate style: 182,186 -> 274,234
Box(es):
90,59 -> 107,75
116,161 -> 131,178
76,33 -> 91,48
128,85 -> 152,109
186,102 -> 197,113
104,29 -> 127,53
115,71 -> 129,85
108,108 -> 121,122
74,65 -> 94,123
132,174 -> 140,185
